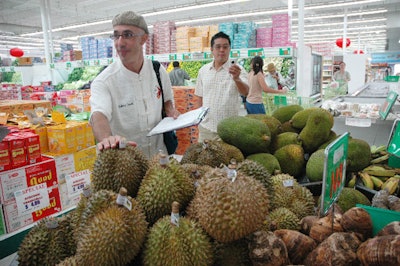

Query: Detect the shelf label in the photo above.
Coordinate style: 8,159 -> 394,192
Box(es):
274,95 -> 287,106
230,50 -> 240,58
182,53 -> 192,60
345,117 -> 372,127
65,169 -> 91,197
379,90 -> 398,120
83,60 -> 90,66
14,183 -> 50,215
50,63 -> 55,69
146,55 -> 154,60
204,52 -> 213,59
0,67 -> 5,72
320,132 -> 349,216
279,47 -> 291,56
247,48 -> 264,57
169,54 -> 177,60
66,62 -> 71,68
107,58 -> 114,64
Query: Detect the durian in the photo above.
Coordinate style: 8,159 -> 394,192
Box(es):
180,139 -> 231,167
264,207 -> 301,231
91,145 -> 149,197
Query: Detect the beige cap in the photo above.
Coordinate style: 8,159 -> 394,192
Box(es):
112,11 -> 149,34
267,63 -> 276,73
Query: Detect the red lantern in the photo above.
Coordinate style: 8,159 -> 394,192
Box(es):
353,50 -> 364,54
335,38 -> 351,48
10,48 -> 24,57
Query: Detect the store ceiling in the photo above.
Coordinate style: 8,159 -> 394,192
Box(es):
0,0 -> 399,58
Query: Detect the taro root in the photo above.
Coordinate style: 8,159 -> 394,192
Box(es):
357,235 -> 400,266
247,230 -> 290,266
341,207 -> 372,241
274,229 -> 317,265
309,212 -> 343,243
304,232 -> 362,266
300,215 -> 319,235
377,221 -> 400,236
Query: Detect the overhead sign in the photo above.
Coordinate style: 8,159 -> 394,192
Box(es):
320,132 -> 349,216
371,51 -> 400,64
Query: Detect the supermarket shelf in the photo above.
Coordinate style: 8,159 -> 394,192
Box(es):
0,46 -> 294,73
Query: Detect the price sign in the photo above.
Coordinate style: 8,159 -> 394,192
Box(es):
66,62 -> 72,68
204,52 -> 213,59
65,169 -> 91,197
379,90 -> 398,120
83,60 -> 90,66
274,95 -> 287,106
230,50 -> 240,58
320,132 -> 349,216
247,48 -> 264,57
14,183 -> 50,215
182,53 -> 192,61
279,47 -> 291,56
0,67 -> 5,72
169,54 -> 177,61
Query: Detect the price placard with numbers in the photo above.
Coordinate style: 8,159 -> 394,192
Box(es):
14,183 -> 50,215
320,132 -> 349,216
65,169 -> 91,198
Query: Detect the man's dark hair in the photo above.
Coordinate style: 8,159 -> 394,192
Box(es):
173,61 -> 180,68
210,31 -> 231,47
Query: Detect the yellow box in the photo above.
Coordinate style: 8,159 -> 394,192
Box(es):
33,126 -> 49,153
84,122 -> 95,148
73,145 -> 97,173
47,123 -> 76,155
72,121 -> 86,151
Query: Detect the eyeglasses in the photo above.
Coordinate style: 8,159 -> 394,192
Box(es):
213,44 -> 230,50
110,32 -> 144,40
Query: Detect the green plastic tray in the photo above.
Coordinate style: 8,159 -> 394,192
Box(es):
357,204 -> 400,236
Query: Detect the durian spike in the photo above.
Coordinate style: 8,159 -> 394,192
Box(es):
202,139 -> 210,149
116,187 -> 128,205
171,201 -> 180,227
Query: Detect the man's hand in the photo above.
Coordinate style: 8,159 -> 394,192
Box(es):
97,135 -> 137,151
229,64 -> 242,81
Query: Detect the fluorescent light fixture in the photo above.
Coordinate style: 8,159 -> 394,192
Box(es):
306,0 -> 382,10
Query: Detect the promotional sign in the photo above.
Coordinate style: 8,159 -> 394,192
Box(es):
379,91 -> 398,120
14,183 -> 50,215
65,169 -> 91,198
320,132 -> 349,216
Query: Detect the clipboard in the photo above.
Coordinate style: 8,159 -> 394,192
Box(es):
147,106 -> 209,136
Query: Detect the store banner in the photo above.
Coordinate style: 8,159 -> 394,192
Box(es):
371,52 -> 400,64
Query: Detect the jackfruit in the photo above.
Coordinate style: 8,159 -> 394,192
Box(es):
290,107 -> 331,129
217,116 -> 271,156
306,149 -> 326,182
298,108 -> 334,153
271,104 -> 304,124
280,120 -> 301,133
319,187 -> 371,213
274,144 -> 305,178
143,215 -> 214,266
136,157 -> 195,225
270,132 -> 302,153
245,153 -> 281,175
318,130 -> 338,150
246,114 -> 283,139
347,138 -> 371,172
91,145 -> 149,197
190,167 -> 269,243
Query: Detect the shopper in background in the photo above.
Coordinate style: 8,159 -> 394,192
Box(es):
246,56 -> 287,114
89,11 -> 179,158
169,61 -> 190,86
333,61 -> 351,94
195,31 -> 249,142
265,62 -> 285,90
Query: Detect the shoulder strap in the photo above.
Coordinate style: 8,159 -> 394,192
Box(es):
152,60 -> 166,117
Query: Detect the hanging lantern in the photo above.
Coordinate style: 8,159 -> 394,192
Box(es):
9,48 -> 24,57
353,50 -> 364,54
335,38 -> 351,48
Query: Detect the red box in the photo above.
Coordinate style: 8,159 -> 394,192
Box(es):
3,185 -> 62,233
6,134 -> 27,169
0,142 -> 12,172
22,132 -> 41,164
0,156 -> 58,205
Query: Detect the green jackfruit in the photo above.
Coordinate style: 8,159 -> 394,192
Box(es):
280,120 -> 301,133
347,138 -> 371,172
270,132 -> 302,153
298,109 -> 334,153
274,144 -> 305,178
246,114 -> 283,139
306,149 -> 326,182
290,107 -> 327,129
318,130 -> 338,150
336,187 -> 371,212
271,104 -> 304,124
246,153 -> 281,175
217,116 -> 271,156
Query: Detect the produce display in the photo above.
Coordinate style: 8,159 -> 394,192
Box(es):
15,104 -> 400,266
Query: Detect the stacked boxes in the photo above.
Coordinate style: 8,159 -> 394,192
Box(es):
218,22 -> 236,42
0,156 -> 61,233
234,21 -> 257,49
271,14 -> 291,47
80,36 -> 95,60
97,38 -> 113,58
153,21 -> 176,54
18,57 -> 33,66
175,26 -> 196,53
256,27 -> 273,47
172,86 -> 201,155
0,84 -> 21,100
189,36 -> 209,52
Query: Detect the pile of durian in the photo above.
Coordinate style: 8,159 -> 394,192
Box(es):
16,136 -> 400,266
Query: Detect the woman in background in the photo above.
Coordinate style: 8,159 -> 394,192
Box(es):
246,56 -> 287,114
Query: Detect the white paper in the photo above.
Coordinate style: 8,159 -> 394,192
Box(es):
147,106 -> 209,136
65,169 -> 91,198
14,183 -> 50,215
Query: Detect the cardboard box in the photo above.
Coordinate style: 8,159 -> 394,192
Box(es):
3,185 -> 61,233
47,123 -> 77,155
0,142 -> 11,172
0,156 -> 57,205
